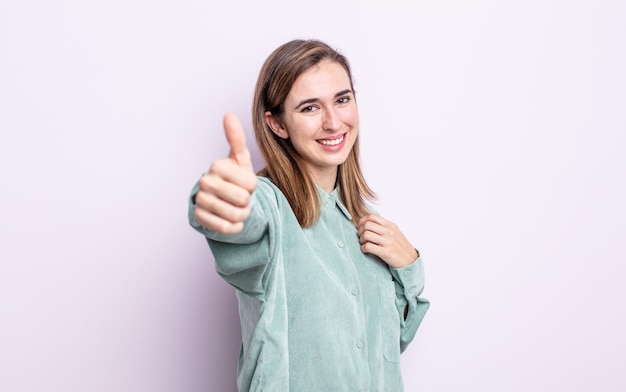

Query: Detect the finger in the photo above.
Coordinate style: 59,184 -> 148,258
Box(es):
359,212 -> 389,226
195,190 -> 252,223
357,219 -> 387,238
194,207 -> 245,234
358,230 -> 384,246
197,177 -> 252,209
224,112 -> 253,171
360,240 -> 382,256
208,159 -> 258,194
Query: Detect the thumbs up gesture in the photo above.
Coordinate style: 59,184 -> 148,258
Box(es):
194,113 -> 258,234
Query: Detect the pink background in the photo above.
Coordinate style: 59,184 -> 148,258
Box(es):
1,1 -> 625,391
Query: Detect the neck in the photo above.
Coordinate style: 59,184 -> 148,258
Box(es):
311,168 -> 337,193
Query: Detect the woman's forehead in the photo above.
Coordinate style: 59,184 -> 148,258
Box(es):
286,61 -> 352,102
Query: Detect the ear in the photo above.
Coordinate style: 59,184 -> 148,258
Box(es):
265,111 -> 289,139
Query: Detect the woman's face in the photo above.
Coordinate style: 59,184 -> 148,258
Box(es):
266,60 -> 359,186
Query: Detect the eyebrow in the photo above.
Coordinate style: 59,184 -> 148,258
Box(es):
293,89 -> 353,110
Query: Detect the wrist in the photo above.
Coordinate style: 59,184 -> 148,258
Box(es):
393,249 -> 419,268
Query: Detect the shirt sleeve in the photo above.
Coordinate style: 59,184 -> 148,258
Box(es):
389,255 -> 430,353
188,177 -> 275,298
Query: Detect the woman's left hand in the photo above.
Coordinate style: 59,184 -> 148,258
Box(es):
357,213 -> 419,269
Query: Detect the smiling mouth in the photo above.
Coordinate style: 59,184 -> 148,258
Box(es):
318,134 -> 345,146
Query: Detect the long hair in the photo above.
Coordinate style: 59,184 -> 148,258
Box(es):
252,39 -> 375,227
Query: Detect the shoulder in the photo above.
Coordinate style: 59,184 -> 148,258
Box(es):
255,176 -> 290,211
253,176 -> 302,231
257,176 -> 278,190
256,176 -> 282,199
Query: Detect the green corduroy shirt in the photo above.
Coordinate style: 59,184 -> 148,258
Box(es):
189,176 -> 429,391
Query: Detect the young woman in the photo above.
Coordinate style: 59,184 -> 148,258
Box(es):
189,39 -> 429,391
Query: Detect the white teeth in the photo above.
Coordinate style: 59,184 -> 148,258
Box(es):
319,135 -> 344,146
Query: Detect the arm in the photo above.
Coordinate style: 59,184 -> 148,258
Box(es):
357,213 -> 430,351
390,256 -> 430,352
188,178 -> 278,298
187,113 -> 272,297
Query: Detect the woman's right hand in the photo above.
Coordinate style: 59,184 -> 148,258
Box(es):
193,113 -> 258,234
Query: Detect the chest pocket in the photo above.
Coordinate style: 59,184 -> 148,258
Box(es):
378,280 -> 402,363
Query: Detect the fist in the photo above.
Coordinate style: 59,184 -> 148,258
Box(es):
194,113 -> 258,234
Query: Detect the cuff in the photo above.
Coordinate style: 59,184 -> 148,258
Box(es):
390,255 -> 425,297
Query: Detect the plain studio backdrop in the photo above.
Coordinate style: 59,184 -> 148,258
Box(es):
1,1 -> 624,391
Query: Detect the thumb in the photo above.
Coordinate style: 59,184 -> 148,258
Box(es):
224,112 -> 253,171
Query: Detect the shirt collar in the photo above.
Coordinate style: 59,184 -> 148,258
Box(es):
318,186 -> 352,221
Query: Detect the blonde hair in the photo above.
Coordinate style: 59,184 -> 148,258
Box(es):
252,39 -> 375,227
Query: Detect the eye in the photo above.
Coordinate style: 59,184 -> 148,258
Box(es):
337,96 -> 351,105
300,105 -> 317,113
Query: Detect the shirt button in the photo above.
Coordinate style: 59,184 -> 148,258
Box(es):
356,341 -> 364,349
337,241 -> 344,248
351,288 -> 358,296
403,270 -> 411,277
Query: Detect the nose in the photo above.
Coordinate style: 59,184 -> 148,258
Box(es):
322,107 -> 341,132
